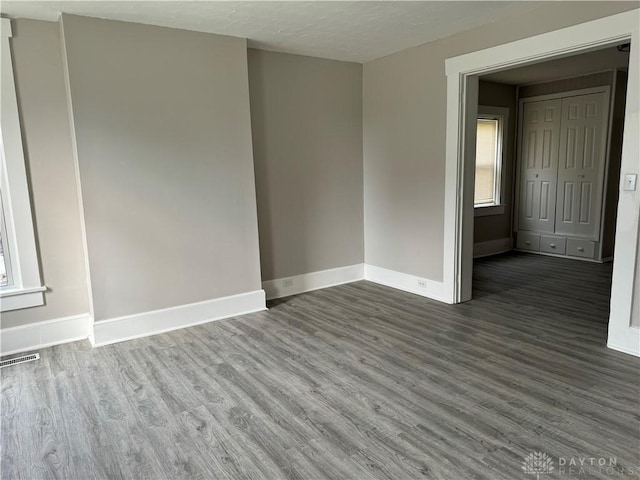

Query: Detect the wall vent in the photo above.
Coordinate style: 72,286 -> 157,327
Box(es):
0,353 -> 40,369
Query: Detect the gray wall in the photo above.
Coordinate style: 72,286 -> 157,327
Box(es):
248,49 -> 363,280
363,1 -> 636,281
61,15 -> 262,322
474,81 -> 517,244
2,19 -> 89,329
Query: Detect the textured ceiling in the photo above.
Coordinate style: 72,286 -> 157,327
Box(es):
0,1 -> 540,63
483,46 -> 630,85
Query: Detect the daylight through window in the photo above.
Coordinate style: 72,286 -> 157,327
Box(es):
474,116 -> 502,206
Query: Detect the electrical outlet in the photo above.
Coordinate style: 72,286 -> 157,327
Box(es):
282,278 -> 294,288
417,279 -> 427,289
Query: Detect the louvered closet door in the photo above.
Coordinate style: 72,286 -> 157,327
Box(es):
555,93 -> 607,239
518,99 -> 562,233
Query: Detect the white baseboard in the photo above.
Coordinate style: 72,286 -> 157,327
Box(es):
263,264 -> 364,300
0,313 -> 92,356
607,334 -> 640,358
263,263 -> 452,305
607,343 -> 640,357
513,248 -> 604,263
91,290 -> 266,347
364,264 -> 450,304
473,237 -> 513,258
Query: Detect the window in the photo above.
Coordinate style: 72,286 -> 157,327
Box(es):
0,18 -> 45,312
474,106 -> 508,215
475,117 -> 500,205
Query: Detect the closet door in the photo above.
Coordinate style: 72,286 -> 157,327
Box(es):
555,92 -> 608,239
518,99 -> 562,233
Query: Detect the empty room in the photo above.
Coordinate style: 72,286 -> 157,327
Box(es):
0,2 -> 638,479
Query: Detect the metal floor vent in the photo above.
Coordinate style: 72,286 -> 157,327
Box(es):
0,353 -> 40,369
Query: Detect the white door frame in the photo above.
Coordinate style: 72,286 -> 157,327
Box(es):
444,9 -> 640,356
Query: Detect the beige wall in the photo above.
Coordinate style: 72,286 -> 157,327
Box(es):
363,1 -> 637,281
248,49 -> 363,280
2,19 -> 89,329
61,15 -> 262,322
474,81 -> 517,244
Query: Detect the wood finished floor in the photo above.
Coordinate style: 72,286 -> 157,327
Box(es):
2,252 -> 639,479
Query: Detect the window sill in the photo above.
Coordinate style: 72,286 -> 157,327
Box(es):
474,204 -> 506,217
0,286 -> 46,312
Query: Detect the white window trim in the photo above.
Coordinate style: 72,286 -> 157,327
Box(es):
0,18 -> 45,312
474,105 -> 509,217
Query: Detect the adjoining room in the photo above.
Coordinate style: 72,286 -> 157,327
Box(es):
470,45 -> 630,351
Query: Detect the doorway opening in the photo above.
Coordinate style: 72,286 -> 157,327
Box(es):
444,11 -> 639,356
471,48 -> 629,343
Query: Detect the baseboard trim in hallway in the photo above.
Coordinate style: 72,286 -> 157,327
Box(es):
91,289 -> 267,347
1,313 -> 92,356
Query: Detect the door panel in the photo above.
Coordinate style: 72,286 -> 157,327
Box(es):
579,182 -> 592,223
540,181 -> 551,221
565,128 -> 577,168
555,93 -> 607,239
524,180 -> 535,219
561,181 -> 574,222
518,99 -> 561,232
